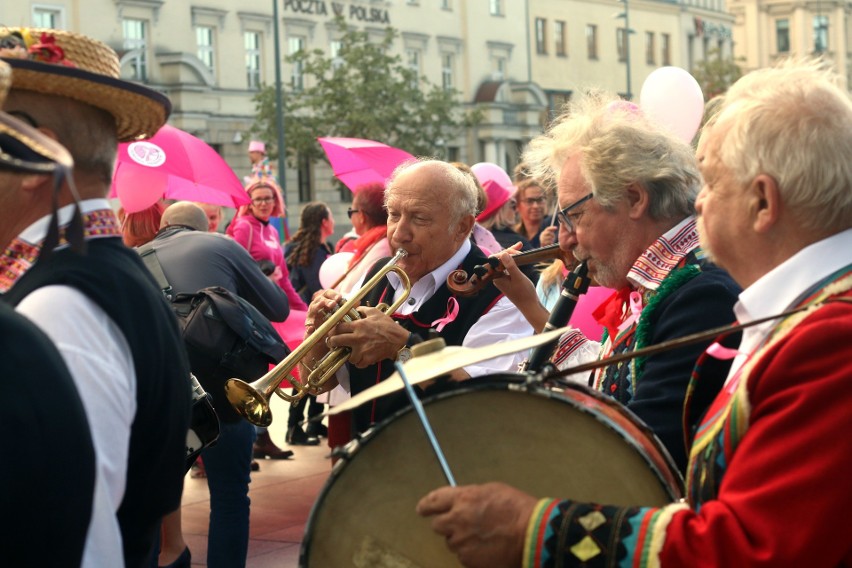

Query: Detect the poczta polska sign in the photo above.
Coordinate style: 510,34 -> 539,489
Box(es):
283,0 -> 391,24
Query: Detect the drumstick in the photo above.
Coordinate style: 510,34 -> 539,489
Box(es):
395,361 -> 457,487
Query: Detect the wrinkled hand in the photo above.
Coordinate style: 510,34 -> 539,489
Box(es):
416,483 -> 538,568
326,306 -> 409,367
539,225 -> 558,247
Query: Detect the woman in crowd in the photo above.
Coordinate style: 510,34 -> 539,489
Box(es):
283,202 -> 335,445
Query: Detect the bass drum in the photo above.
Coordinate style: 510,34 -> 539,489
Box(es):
301,375 -> 683,568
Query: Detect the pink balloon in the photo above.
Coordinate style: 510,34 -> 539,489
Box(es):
639,67 -> 705,144
319,252 -> 355,289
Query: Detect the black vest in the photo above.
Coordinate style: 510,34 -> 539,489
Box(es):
348,245 -> 503,435
3,238 -> 192,568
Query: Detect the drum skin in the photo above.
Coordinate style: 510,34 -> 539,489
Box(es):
301,375 -> 684,568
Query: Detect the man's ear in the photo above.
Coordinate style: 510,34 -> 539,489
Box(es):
455,213 -> 475,240
750,174 -> 780,233
625,182 -> 650,219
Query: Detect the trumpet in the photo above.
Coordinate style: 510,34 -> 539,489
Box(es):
225,249 -> 412,427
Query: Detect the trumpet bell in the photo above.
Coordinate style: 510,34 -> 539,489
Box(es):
225,378 -> 273,427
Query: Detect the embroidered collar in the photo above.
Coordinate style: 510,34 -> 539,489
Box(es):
0,199 -> 121,293
628,216 -> 700,291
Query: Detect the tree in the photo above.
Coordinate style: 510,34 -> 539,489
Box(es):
252,18 -> 479,168
691,49 -> 744,99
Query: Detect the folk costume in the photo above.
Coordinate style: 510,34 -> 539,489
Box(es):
2,200 -> 192,568
551,217 -> 741,472
523,229 -> 852,567
345,239 -> 533,435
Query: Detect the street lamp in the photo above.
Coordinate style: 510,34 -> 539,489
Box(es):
615,0 -> 633,100
272,0 -> 289,234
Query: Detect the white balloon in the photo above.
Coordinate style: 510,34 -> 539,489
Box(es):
639,67 -> 705,144
319,252 -> 355,289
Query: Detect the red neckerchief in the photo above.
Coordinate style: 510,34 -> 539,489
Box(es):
348,225 -> 387,268
591,286 -> 632,340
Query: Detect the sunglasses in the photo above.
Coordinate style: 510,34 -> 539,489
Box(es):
347,208 -> 360,219
521,196 -> 546,206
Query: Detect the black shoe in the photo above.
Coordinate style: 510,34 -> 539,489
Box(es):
306,422 -> 328,438
287,425 -> 320,446
250,459 -> 260,472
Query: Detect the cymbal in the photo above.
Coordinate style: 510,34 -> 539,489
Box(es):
327,326 -> 569,415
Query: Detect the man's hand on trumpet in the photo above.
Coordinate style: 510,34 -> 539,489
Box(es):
327,306 -> 409,368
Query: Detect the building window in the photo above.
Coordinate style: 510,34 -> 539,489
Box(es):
406,48 -> 421,87
122,18 -> 148,81
441,0 -> 451,9
196,26 -> 215,74
617,28 -> 628,62
555,21 -> 566,57
493,55 -> 507,79
33,6 -> 63,28
586,24 -> 598,59
298,153 -> 312,202
244,31 -> 261,90
535,18 -> 547,55
330,40 -> 343,70
661,33 -> 671,65
441,52 -> 454,91
289,37 -> 305,91
645,32 -> 655,64
490,0 -> 503,16
814,15 -> 828,53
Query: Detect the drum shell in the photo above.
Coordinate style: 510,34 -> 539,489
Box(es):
301,375 -> 683,568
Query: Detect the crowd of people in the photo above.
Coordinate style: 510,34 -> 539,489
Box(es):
2,23 -> 850,568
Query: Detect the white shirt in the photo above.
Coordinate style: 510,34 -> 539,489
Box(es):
15,199 -> 135,568
728,228 -> 852,384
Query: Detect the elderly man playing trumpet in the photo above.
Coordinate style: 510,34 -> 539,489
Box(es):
301,159 -> 533,437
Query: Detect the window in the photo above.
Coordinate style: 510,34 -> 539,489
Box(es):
494,55 -> 507,79
289,37 -> 305,91
661,33 -> 671,65
617,28 -> 628,62
814,15 -> 828,53
33,6 -> 63,28
406,48 -> 421,87
244,31 -> 261,89
122,18 -> 148,81
586,24 -> 598,59
490,0 -> 503,16
441,0 -> 452,9
535,18 -> 547,55
297,153 -> 312,202
645,32 -> 655,64
441,52 -> 454,91
196,26 -> 215,74
330,40 -> 344,70
555,21 -> 566,57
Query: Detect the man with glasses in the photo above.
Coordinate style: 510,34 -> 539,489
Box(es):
513,163 -> 557,248
489,92 -> 740,474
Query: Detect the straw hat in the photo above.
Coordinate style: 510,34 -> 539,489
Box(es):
0,27 -> 170,142
0,59 -> 72,173
471,162 -> 515,222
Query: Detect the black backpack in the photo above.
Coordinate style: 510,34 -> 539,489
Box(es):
138,246 -> 290,422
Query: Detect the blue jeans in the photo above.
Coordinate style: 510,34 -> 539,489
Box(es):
202,420 -> 255,568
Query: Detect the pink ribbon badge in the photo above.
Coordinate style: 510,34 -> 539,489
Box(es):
617,291 -> 644,332
431,297 -> 459,332
705,342 -> 742,361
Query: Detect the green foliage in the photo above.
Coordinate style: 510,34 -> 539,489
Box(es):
692,49 -> 745,99
251,18 -> 479,166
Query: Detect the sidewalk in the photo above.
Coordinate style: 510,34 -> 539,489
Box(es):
180,403 -> 332,568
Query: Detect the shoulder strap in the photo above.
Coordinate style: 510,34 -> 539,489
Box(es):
137,245 -> 175,301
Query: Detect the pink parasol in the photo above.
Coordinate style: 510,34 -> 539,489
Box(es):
110,125 -> 250,213
317,136 -> 415,192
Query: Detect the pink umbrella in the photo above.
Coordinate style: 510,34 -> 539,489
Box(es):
318,137 -> 415,192
111,125 -> 250,213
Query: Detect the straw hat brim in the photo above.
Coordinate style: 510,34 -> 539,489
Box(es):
3,57 -> 170,142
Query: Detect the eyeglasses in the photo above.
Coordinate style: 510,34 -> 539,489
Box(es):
347,208 -> 360,219
556,193 -> 594,233
251,197 -> 275,204
521,196 -> 546,206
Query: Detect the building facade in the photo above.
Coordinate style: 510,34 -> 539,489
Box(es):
4,0 -> 737,228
